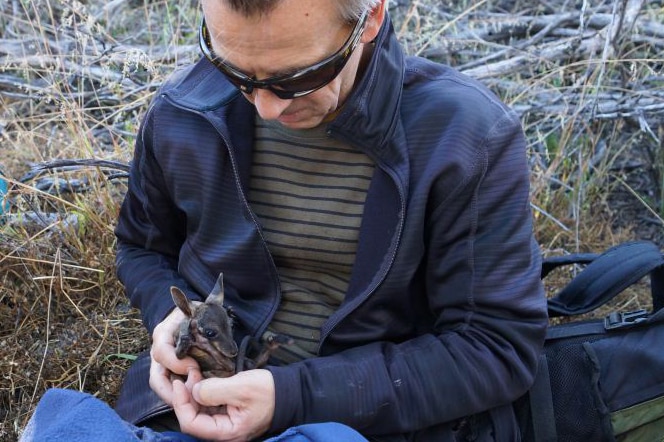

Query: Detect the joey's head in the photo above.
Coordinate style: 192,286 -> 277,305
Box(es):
190,301 -> 238,358
170,273 -> 239,371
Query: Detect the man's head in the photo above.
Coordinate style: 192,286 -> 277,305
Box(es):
201,0 -> 386,129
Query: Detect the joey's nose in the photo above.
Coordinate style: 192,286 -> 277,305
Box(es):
223,341 -> 238,358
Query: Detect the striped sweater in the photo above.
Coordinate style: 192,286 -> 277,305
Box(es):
248,116 -> 375,362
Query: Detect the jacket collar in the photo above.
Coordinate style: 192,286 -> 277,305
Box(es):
327,16 -> 404,160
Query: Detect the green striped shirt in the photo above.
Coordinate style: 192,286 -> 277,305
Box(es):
248,116 -> 375,363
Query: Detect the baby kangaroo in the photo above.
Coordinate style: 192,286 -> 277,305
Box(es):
170,273 -> 287,379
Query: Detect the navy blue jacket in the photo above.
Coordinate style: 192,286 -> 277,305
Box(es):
115,17 -> 547,441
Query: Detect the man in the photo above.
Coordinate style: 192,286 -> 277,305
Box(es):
114,0 -> 548,440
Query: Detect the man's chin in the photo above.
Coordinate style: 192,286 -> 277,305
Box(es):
277,114 -> 325,130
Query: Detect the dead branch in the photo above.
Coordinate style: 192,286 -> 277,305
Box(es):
459,0 -> 648,79
1,0 -> 661,135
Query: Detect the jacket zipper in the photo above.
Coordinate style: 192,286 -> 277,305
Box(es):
161,94 -> 282,339
318,129 -> 407,351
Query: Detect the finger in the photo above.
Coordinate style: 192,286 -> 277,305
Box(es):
192,377 -> 228,407
172,379 -> 201,425
149,359 -> 175,405
151,341 -> 198,376
148,341 -> 198,405
173,381 -> 242,441
185,367 -> 203,391
151,311 -> 199,375
193,370 -> 274,407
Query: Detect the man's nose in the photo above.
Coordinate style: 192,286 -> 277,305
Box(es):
251,88 -> 292,120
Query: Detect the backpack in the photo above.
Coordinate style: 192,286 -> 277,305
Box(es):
516,240 -> 664,442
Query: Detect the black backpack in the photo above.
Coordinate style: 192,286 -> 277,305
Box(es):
517,240 -> 664,441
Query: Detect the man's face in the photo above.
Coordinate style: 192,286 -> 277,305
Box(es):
201,0 -> 371,129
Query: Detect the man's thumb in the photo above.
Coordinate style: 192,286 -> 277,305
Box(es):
193,377 -> 229,406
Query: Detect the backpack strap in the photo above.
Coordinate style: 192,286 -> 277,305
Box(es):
528,355 -> 558,442
541,253 -> 597,279
543,241 -> 664,317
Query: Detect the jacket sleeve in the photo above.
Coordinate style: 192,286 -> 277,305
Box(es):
114,102 -> 202,335
266,111 -> 548,436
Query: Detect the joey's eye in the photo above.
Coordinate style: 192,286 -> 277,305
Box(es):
204,329 -> 218,339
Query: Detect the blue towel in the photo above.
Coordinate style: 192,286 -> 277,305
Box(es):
20,389 -> 168,441
20,389 -> 367,442
266,423 -> 369,441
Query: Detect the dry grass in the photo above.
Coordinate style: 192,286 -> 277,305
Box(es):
1,0 -> 663,439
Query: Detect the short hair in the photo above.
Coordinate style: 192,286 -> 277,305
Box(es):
221,0 -> 382,22
337,0 -> 382,21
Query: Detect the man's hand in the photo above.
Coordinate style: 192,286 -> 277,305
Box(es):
172,368 -> 276,442
149,306 -> 200,405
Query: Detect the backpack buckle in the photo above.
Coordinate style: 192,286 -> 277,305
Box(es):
604,309 -> 649,330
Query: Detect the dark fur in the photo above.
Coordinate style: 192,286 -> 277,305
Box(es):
171,273 -> 288,378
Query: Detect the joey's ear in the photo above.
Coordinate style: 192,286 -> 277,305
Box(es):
170,286 -> 193,317
361,0 -> 387,44
207,272 -> 225,306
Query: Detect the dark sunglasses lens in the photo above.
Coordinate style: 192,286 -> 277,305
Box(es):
275,65 -> 340,94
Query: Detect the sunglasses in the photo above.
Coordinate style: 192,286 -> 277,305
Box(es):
199,10 -> 369,99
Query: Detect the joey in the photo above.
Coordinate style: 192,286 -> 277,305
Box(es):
170,273 -> 288,379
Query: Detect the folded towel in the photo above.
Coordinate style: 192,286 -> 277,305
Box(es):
20,388 -> 367,442
19,389 -> 185,441
267,422 -> 368,441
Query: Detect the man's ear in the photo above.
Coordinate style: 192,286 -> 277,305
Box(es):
361,0 -> 388,43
